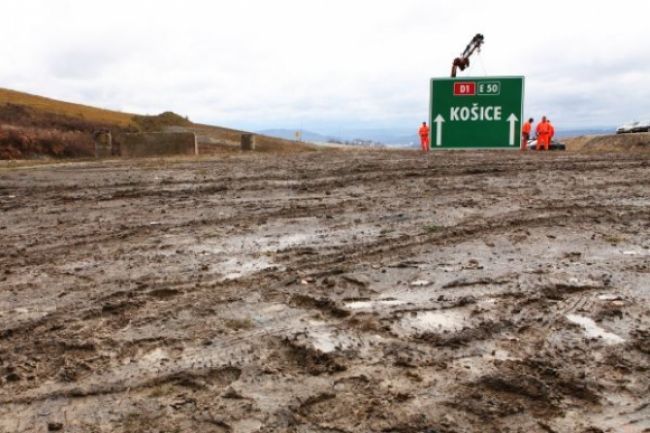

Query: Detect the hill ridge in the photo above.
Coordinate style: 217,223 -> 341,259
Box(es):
0,87 -> 316,158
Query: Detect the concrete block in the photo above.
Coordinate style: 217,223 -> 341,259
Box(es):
241,134 -> 256,151
94,130 -> 113,158
113,132 -> 198,158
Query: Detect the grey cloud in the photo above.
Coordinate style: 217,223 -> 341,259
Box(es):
2,0 -> 649,132
48,47 -> 121,80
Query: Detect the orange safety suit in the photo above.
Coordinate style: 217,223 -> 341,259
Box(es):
521,121 -> 532,151
548,122 -> 555,144
419,124 -> 430,152
536,121 -> 551,151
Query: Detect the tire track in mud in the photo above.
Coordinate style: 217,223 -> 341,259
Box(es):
1,197 -> 606,277
264,204 -> 647,281
4,159 -> 646,269
2,219 -> 643,352
2,154 -> 646,202
2,151 -> 649,432
1,200 -> 645,347
0,296 -> 329,405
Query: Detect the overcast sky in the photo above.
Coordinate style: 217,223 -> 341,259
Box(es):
1,0 -> 649,133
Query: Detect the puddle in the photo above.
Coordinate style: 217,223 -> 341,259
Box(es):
298,322 -> 360,353
566,314 -> 625,345
345,299 -> 407,310
480,298 -> 498,306
232,419 -> 264,433
308,328 -> 359,353
190,231 -> 321,257
163,225 -> 380,282
598,294 -> 623,301
400,309 -> 468,333
140,348 -> 170,366
274,233 -> 316,250
221,257 -> 274,280
310,330 -> 340,353
410,279 -> 433,287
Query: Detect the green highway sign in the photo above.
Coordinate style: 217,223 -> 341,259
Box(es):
429,76 -> 524,149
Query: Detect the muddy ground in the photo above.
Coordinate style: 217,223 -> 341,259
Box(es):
0,149 -> 649,433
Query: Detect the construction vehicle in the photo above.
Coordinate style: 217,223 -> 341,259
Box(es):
451,33 -> 485,77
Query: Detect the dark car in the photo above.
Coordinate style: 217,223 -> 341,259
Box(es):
617,120 -> 650,134
527,139 -> 566,151
632,120 -> 650,133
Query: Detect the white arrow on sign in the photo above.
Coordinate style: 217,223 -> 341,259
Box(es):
507,113 -> 518,146
434,114 -> 445,146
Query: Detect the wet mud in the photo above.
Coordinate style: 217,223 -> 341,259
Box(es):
0,150 -> 649,432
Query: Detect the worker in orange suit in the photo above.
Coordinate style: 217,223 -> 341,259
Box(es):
521,117 -> 534,151
548,119 -> 555,146
418,122 -> 430,152
535,116 -> 551,151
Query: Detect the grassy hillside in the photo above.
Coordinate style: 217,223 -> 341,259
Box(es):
0,88 -> 135,127
564,133 -> 650,152
0,87 -> 317,158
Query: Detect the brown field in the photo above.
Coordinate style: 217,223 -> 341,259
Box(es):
1,149 -> 648,432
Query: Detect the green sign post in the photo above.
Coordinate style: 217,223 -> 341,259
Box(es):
429,76 -> 524,149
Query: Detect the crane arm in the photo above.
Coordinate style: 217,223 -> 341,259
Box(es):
451,33 -> 484,77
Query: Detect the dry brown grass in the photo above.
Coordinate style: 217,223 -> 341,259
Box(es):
564,133 -> 650,152
0,87 -> 323,158
563,135 -> 596,152
0,126 -> 95,159
0,87 -> 135,127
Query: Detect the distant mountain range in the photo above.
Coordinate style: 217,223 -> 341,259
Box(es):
260,126 -> 618,148
258,129 -> 334,143
555,127 -> 615,139
259,128 -> 419,147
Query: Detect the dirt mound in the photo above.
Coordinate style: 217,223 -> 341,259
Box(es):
132,111 -> 192,132
565,132 -> 650,152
